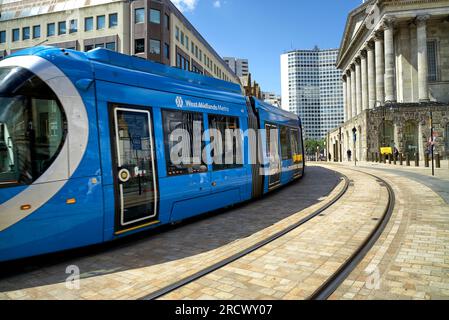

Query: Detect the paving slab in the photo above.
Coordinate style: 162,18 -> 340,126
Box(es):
0,166 -> 342,300
161,168 -> 389,300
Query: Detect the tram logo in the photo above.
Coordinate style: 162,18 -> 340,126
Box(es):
175,96 -> 184,108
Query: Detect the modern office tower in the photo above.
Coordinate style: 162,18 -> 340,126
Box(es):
223,57 -> 249,77
281,47 -> 343,140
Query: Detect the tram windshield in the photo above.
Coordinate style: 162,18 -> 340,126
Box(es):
0,66 -> 67,186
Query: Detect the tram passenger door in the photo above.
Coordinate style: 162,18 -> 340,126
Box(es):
111,106 -> 158,233
266,123 -> 281,189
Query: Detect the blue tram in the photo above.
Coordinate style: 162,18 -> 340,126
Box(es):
0,47 -> 304,262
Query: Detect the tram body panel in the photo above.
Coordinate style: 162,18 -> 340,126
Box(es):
93,69 -> 251,238
0,50 -> 105,261
0,47 -> 304,262
252,99 -> 304,194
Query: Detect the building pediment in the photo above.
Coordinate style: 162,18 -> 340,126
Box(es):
337,0 -> 449,69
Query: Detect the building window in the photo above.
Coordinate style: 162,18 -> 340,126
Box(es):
12,28 -> 20,42
58,21 -> 66,35
47,23 -> 55,37
175,26 -> 179,40
195,45 -> 198,59
162,110 -> 206,176
69,19 -> 78,33
180,31 -> 184,45
176,53 -> 190,71
199,49 -> 202,62
164,14 -> 170,30
191,41 -> 194,55
135,8 -> 145,24
164,43 -> 170,59
192,65 -> 202,75
185,36 -> 189,50
95,43 -> 105,48
427,40 -> 438,82
106,42 -> 116,51
109,13 -> 118,28
208,115 -> 242,171
84,44 -> 94,52
135,39 -> 145,54
85,17 -> 94,31
150,9 -> 161,24
0,31 -> 6,43
22,27 -> 30,40
97,15 -> 106,30
149,39 -> 161,55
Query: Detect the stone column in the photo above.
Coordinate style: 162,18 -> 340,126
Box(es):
367,41 -> 376,109
360,50 -> 369,110
417,15 -> 430,102
355,58 -> 362,115
350,65 -> 357,117
342,75 -> 348,122
346,70 -> 352,120
374,31 -> 385,106
384,17 -> 396,102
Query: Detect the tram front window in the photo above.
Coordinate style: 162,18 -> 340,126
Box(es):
0,67 -> 67,186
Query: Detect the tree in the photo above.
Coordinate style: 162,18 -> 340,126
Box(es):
305,139 -> 325,156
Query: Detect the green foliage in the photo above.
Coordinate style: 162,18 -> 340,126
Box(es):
305,139 -> 325,155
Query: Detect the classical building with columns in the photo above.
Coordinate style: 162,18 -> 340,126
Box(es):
327,0 -> 449,162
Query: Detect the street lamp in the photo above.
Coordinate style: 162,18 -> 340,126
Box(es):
352,127 -> 357,166
430,109 -> 435,176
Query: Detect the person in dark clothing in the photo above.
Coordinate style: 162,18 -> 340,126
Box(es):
393,147 -> 399,160
347,149 -> 352,161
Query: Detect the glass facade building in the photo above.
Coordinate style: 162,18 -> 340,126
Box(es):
281,48 -> 343,140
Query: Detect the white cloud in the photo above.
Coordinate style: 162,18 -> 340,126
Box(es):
213,0 -> 221,8
172,0 -> 199,12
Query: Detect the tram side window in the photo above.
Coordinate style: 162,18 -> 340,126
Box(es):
162,110 -> 206,176
280,126 -> 292,161
290,128 -> 302,163
0,67 -> 67,186
208,115 -> 243,171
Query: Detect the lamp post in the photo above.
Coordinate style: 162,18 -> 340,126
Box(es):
430,110 -> 435,176
352,127 -> 357,166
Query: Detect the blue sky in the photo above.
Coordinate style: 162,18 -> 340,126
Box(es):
175,0 -> 362,94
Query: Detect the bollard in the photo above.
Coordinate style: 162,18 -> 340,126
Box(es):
399,153 -> 403,166
406,154 -> 410,166
425,153 -> 430,168
375,152 -> 378,163
436,153 -> 441,168
415,152 -> 419,167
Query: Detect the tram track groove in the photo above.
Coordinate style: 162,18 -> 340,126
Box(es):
141,174 -> 351,300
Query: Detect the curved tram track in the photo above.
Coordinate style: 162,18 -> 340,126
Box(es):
142,168 -> 396,301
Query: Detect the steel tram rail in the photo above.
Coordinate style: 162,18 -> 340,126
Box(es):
308,169 -> 396,300
141,174 -> 351,300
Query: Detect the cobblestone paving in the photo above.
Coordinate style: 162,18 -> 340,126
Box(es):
0,167 -> 342,300
160,168 -> 389,300
327,164 -> 449,300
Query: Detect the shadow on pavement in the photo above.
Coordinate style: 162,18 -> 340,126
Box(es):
0,166 -> 341,292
